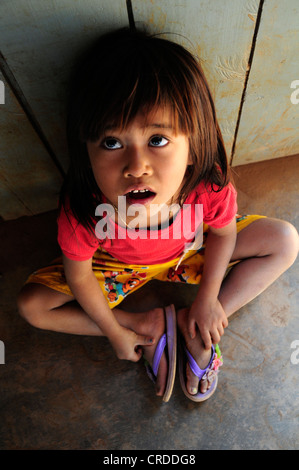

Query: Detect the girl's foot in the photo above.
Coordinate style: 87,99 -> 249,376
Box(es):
131,308 -> 168,397
177,308 -> 216,395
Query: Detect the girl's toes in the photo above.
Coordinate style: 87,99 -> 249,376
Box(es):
186,359 -> 217,395
200,371 -> 216,393
200,377 -> 209,394
186,363 -> 200,395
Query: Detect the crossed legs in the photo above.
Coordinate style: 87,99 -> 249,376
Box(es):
18,217 -> 299,398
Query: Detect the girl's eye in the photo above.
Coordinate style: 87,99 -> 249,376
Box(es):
102,138 -> 122,150
149,135 -> 169,147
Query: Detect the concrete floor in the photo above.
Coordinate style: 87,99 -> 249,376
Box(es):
0,155 -> 298,450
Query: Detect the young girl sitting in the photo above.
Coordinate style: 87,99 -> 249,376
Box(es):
17,28 -> 299,402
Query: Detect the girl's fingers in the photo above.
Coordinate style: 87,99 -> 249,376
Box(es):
136,334 -> 155,347
211,330 -> 221,345
201,329 -> 212,351
134,346 -> 143,361
188,318 -> 197,340
217,324 -> 224,337
132,334 -> 155,362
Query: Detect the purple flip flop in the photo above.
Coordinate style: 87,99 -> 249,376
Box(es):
144,304 -> 177,402
178,336 -> 223,402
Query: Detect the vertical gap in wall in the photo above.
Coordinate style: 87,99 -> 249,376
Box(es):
230,0 -> 265,166
0,51 -> 65,178
126,0 -> 136,31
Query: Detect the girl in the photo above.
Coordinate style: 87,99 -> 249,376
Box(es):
18,28 -> 298,402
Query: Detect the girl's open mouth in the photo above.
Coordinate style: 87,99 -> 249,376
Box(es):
125,189 -> 156,205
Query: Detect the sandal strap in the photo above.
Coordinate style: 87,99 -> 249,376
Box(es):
184,344 -> 216,381
152,334 -> 167,377
145,334 -> 167,382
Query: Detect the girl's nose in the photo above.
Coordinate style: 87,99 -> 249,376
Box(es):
123,147 -> 153,178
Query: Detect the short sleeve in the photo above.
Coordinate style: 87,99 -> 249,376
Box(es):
202,182 -> 238,229
57,205 -> 99,261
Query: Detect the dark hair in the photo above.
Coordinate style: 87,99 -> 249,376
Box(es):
61,27 -> 230,233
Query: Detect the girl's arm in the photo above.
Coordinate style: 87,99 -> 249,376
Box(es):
188,218 -> 237,349
63,254 -> 154,361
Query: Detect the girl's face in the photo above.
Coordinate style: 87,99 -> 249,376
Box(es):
87,106 -> 192,226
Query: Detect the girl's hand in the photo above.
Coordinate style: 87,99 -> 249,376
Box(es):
186,220 -> 235,350
188,297 -> 228,350
109,326 -> 155,362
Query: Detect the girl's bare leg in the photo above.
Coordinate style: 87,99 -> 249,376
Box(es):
178,218 -> 299,396
17,283 -> 167,396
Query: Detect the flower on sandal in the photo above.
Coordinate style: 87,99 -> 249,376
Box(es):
202,369 -> 217,384
201,347 -> 223,382
212,355 -> 223,372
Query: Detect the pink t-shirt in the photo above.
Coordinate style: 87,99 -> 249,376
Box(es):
57,181 -> 237,265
